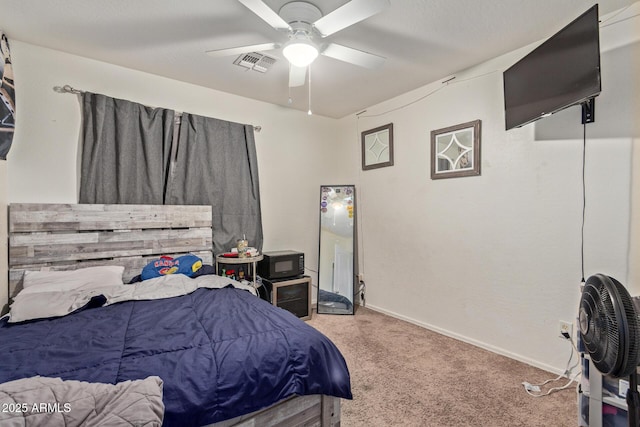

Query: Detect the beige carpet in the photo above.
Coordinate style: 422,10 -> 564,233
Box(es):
307,306 -> 577,427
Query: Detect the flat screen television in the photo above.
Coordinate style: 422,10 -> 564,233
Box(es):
503,4 -> 601,130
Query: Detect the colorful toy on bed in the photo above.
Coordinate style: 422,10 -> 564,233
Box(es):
141,254 -> 203,280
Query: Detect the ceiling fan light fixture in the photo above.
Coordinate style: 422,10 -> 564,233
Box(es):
283,39 -> 318,67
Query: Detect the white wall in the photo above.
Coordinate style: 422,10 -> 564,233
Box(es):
631,140 -> 640,290
1,40 -> 355,306
342,9 -> 640,373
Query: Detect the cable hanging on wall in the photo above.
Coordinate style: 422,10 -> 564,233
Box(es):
580,121 -> 587,284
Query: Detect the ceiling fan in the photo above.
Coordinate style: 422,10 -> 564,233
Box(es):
206,0 -> 389,88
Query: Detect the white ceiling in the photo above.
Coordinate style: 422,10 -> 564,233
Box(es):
0,0 -> 636,118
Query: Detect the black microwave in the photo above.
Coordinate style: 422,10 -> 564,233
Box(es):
258,250 -> 304,280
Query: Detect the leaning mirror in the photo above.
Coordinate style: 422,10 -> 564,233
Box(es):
317,185 -> 356,315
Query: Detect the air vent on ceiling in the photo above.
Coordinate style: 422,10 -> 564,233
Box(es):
233,52 -> 277,73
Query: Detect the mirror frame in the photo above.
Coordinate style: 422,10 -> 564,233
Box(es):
430,119 -> 481,179
317,185 -> 357,315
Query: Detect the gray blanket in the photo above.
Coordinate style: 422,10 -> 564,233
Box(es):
0,376 -> 164,426
8,274 -> 255,323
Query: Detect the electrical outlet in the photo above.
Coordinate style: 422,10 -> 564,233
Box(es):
357,273 -> 364,282
559,321 -> 573,340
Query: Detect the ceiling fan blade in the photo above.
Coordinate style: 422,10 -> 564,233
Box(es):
289,65 -> 307,87
321,43 -> 385,69
313,0 -> 389,37
206,43 -> 279,58
237,0 -> 291,31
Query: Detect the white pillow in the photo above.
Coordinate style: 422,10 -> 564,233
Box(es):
21,266 -> 125,295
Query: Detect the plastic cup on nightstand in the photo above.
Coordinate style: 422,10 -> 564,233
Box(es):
237,239 -> 248,257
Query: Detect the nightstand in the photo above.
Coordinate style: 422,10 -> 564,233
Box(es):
215,254 -> 263,292
262,276 -> 311,321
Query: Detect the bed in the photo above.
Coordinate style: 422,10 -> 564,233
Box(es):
0,203 -> 351,426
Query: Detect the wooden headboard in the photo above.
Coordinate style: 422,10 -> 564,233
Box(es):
8,203 -> 213,299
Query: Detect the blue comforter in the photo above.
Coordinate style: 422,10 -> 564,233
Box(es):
0,287 -> 352,426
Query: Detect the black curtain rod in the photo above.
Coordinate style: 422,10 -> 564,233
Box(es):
53,85 -> 262,132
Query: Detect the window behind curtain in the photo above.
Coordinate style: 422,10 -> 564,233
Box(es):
79,92 -> 173,204
79,93 -> 263,255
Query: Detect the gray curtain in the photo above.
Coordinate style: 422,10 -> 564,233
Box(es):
79,94 -> 263,256
79,93 -> 174,204
165,113 -> 263,255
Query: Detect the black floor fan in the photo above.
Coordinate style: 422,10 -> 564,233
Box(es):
579,274 -> 640,427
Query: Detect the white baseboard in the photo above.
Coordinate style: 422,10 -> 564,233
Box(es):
364,303 -> 565,376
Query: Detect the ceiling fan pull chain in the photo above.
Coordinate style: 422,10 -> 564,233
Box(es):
288,69 -> 293,104
307,65 -> 312,115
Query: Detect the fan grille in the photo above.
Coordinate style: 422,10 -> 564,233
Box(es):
579,274 -> 640,378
